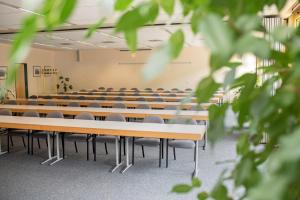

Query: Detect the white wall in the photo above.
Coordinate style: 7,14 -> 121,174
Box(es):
54,47 -> 211,91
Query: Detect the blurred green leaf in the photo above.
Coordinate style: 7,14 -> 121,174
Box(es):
197,191 -> 209,200
235,15 -> 262,32
211,182 -> 231,200
172,184 -> 192,193
114,0 -> 133,11
195,76 -> 221,103
124,30 -> 137,52
85,18 -> 106,39
192,177 -> 202,187
159,0 -> 174,15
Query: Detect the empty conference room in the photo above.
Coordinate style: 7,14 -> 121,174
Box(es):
0,0 -> 299,200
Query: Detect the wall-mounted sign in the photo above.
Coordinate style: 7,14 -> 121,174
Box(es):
42,66 -> 58,76
0,66 -> 7,80
33,66 -> 41,77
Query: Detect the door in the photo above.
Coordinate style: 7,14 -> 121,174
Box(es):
15,63 -> 28,99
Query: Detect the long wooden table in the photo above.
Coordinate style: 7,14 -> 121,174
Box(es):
0,115 -> 205,176
14,98 -> 211,110
42,94 -> 220,103
0,104 -> 209,121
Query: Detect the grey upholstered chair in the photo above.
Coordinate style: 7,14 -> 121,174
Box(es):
171,88 -> 179,92
167,93 -> 177,97
7,111 -> 40,154
27,101 -> 38,105
4,100 -> 17,105
113,103 -> 126,109
132,92 -> 140,96
65,112 -> 95,160
79,89 -> 87,92
77,96 -> 86,100
136,104 -> 151,109
151,93 -> 160,97
153,98 -> 164,102
131,88 -> 139,91
166,118 -> 197,168
68,102 -> 80,107
163,90 -> 171,93
62,96 -> 70,99
119,88 -> 126,91
0,109 -> 12,116
136,97 -> 146,101
43,96 -> 52,99
98,87 -> 105,90
96,97 -> 106,100
164,105 -> 177,110
114,97 -> 123,101
44,101 -> 57,106
144,88 -> 152,91
118,93 -> 125,96
88,103 -> 100,108
0,109 -> 15,151
185,88 -> 193,92
157,88 -> 164,91
94,113 -> 126,161
106,88 -> 113,91
134,116 -> 164,167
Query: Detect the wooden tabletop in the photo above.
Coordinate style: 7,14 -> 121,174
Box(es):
0,116 -> 205,140
0,104 -> 209,120
42,94 -> 219,103
14,98 -> 211,110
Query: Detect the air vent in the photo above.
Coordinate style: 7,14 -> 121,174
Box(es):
148,39 -> 162,42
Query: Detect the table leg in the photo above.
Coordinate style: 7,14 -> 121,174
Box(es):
110,136 -> 123,173
0,133 -> 7,155
41,132 -> 57,164
120,137 -> 132,174
193,140 -> 199,177
203,121 -> 208,150
50,132 -> 63,165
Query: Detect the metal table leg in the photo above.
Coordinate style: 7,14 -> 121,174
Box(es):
110,136 -> 123,173
121,137 -> 132,174
41,132 -> 57,164
50,132 -> 63,165
203,121 -> 208,150
193,140 -> 199,177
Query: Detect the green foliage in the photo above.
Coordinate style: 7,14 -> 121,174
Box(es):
4,0 -> 300,199
85,18 -> 106,39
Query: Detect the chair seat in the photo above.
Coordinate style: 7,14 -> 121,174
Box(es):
65,134 -> 90,141
168,140 -> 195,149
135,138 -> 160,147
31,131 -> 52,138
96,135 -> 116,143
8,129 -> 28,136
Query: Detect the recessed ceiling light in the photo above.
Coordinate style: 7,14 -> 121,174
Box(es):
101,41 -> 115,44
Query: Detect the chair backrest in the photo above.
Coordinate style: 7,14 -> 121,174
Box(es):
46,111 -> 64,118
100,92 -> 107,96
119,88 -> 126,91
163,90 -> 171,93
79,89 -> 87,92
27,101 -> 38,105
154,98 -> 164,102
43,96 -> 52,99
107,88 -> 113,91
164,105 -> 177,110
136,104 -> 150,109
171,88 -> 179,91
167,93 -> 176,97
114,97 -> 123,101
75,112 -> 94,120
62,96 -> 70,99
72,92 -> 78,94
143,116 -> 164,124
131,88 -> 138,91
144,88 -> 152,91
113,103 -> 126,109
119,93 -> 125,96
152,93 -> 160,97
185,88 -> 192,91
170,117 -> 197,125
157,88 -> 164,91
91,89 -> 98,92
44,101 -> 57,106
23,111 -> 39,117
87,92 -> 93,95
98,87 -> 105,90
190,105 -> 204,111
96,97 -> 106,100
105,113 -> 126,122
132,92 -> 140,96
29,95 -> 37,99
136,97 -> 145,101
77,96 -> 86,100
5,100 -> 17,105
0,109 -> 12,116
68,102 -> 80,107
88,103 -> 100,108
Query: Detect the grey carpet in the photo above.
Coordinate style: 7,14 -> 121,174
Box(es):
0,135 -> 236,200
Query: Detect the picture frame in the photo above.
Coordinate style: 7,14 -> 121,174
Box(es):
33,66 -> 41,77
43,66 -> 52,77
0,66 -> 7,80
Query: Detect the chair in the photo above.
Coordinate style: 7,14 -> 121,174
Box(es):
166,118 -> 197,168
163,90 -> 171,93
171,88 -> 179,92
91,89 -> 98,92
157,88 -> 164,91
114,97 -> 123,101
77,96 -> 86,100
88,103 -> 100,108
100,93 -> 107,96
72,92 -> 78,94
68,102 -> 80,107
131,88 -> 139,91
62,96 -> 70,99
96,97 -> 106,100
132,92 -> 140,96
164,105 -> 177,110
4,100 -> 17,105
43,96 -> 52,99
119,88 -> 126,91
65,112 -> 95,160
118,93 -> 125,96
27,101 -> 38,105
87,92 -> 93,95
136,97 -> 146,101
98,87 -> 105,90
167,93 -> 176,97
151,93 -> 160,97
185,88 -> 193,92
79,89 -> 87,92
113,103 -> 126,109
136,104 -> 151,109
94,113 -> 126,160
106,88 -> 113,91
144,88 -> 152,91
44,101 -> 57,106
0,109 -> 16,151
153,98 -> 164,102
134,116 -> 164,167
7,111 -> 40,154
29,95 -> 37,99
0,109 -> 12,116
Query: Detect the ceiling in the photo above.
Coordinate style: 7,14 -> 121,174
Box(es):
0,0 -> 205,50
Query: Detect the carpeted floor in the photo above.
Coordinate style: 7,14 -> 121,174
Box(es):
0,135 -> 236,200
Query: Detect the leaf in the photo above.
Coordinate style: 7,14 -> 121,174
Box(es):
159,0 -> 175,15
59,0 -> 77,22
197,192 -> 209,200
235,15 -> 262,32
124,30 -> 137,52
172,184 -> 192,193
85,18 -> 106,39
211,183 -> 231,200
143,30 -> 184,81
195,76 -> 221,104
192,177 -> 202,187
271,25 -> 295,43
114,0 -> 133,11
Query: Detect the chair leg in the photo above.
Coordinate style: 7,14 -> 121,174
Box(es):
194,141 -> 197,162
142,145 -> 145,158
123,137 -> 126,156
37,138 -> 41,149
104,142 -> 108,154
7,134 -> 10,153
52,132 -> 55,156
166,139 -> 169,168
27,132 -> 30,154
62,133 -> 65,159
162,139 -> 164,159
119,138 -> 121,163
9,136 -> 14,146
74,141 -> 78,153
132,137 -> 135,165
93,135 -> 96,161
173,147 -> 176,160
21,136 -> 26,148
31,131 -> 34,155
87,135 -> 90,161
159,139 -> 162,168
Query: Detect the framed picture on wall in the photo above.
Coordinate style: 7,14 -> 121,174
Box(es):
33,66 -> 41,77
43,66 -> 52,77
0,66 -> 7,80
